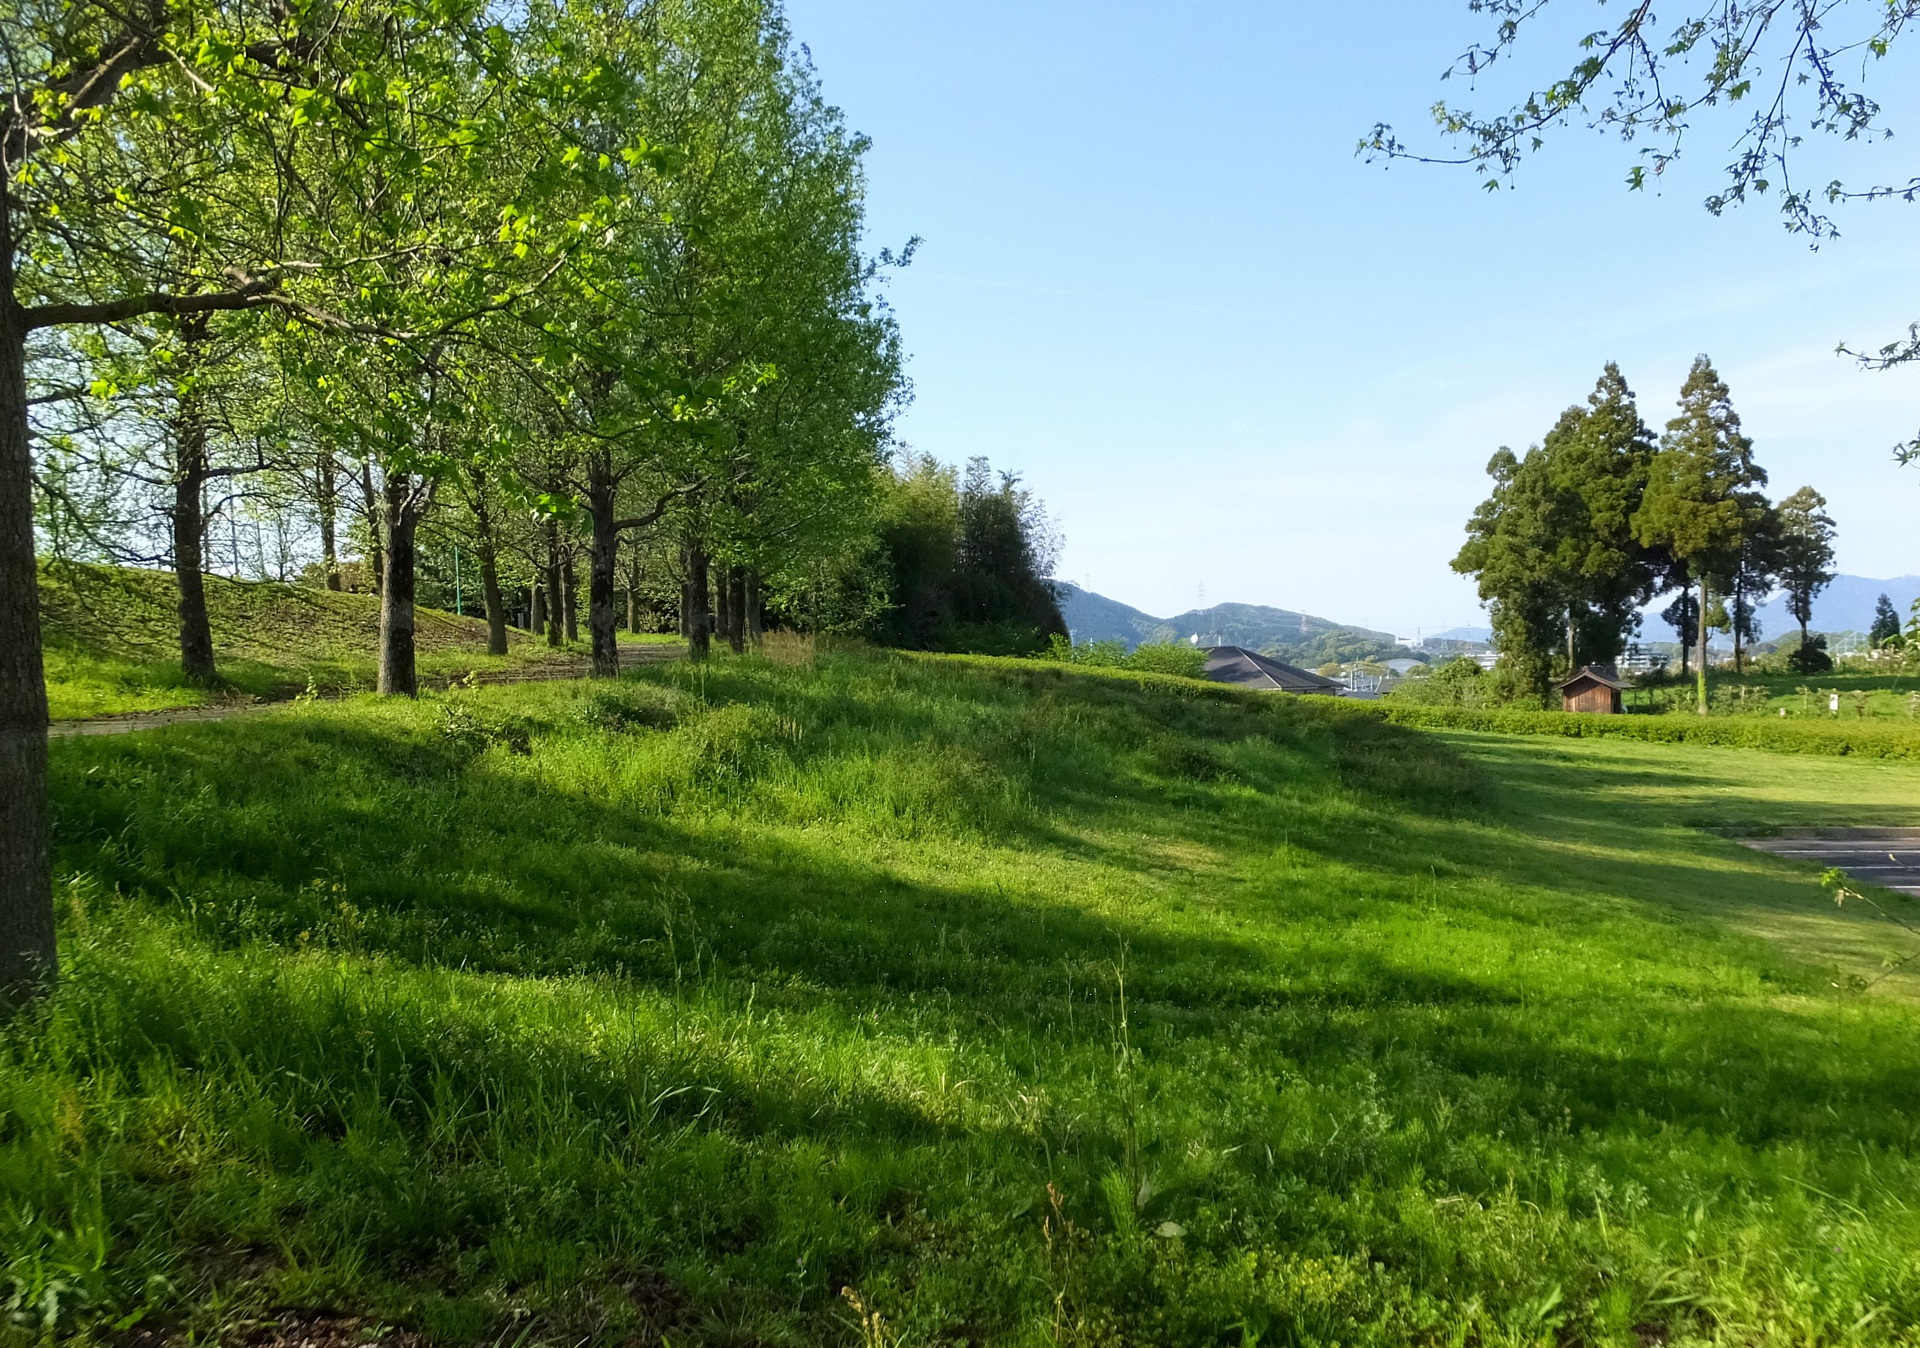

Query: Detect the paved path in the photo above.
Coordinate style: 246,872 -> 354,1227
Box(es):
49,644 -> 686,739
1739,829 -> 1920,897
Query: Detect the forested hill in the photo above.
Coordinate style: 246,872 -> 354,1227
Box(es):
1055,584 -> 1402,666
1749,575 -> 1920,637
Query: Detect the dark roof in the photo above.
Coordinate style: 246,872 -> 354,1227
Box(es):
1557,663 -> 1626,691
1203,646 -> 1342,694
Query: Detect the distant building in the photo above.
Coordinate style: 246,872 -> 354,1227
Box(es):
1558,664 -> 1626,715
1204,646 -> 1342,695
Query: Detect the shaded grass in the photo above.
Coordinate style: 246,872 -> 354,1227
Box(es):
9,650 -> 1920,1344
38,562 -> 576,719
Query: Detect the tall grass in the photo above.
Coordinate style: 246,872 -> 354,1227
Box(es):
8,647 -> 1920,1345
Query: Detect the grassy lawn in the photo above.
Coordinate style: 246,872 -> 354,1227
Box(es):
39,563 -> 588,720
10,647 -> 1920,1345
1630,669 -> 1920,720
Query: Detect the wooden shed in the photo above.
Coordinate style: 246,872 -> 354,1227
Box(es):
1558,664 -> 1626,715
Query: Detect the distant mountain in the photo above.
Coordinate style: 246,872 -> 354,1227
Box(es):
1054,584 -> 1165,647
1749,575 -> 1920,640
1055,585 -> 1402,666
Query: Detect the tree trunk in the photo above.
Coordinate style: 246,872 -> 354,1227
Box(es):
317,450 -> 341,591
727,567 -> 747,653
585,450 -> 621,678
171,316 -> 217,685
360,461 -> 383,595
531,581 -> 545,639
0,291 -> 55,1008
378,472 -> 423,697
685,539 -> 712,660
715,563 -> 734,652
477,547 -> 506,656
466,468 -> 508,656
1696,578 -> 1710,715
627,582 -> 640,633
745,569 -> 762,644
542,519 -> 563,647
1731,581 -> 1743,675
562,550 -> 579,643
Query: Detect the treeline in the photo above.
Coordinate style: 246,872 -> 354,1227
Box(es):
0,0 -> 1058,1003
1455,358 -> 1839,708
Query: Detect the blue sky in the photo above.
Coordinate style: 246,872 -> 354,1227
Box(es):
782,1 -> 1920,637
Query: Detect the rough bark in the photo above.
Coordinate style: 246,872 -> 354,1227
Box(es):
715,563 -> 734,652
378,472 -> 424,696
583,452 -> 623,677
466,468 -> 508,656
0,289 -> 54,1007
1695,578 -> 1710,715
171,316 -> 216,684
317,450 -> 340,591
562,550 -> 579,643
360,461 -> 383,595
478,547 -> 506,656
530,581 -> 545,638
543,519 -> 563,647
685,539 -> 712,660
726,567 -> 746,653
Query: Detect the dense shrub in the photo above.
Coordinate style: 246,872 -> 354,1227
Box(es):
1380,656 -> 1500,709
1044,635 -> 1206,679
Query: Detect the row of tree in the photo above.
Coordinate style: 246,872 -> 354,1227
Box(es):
1456,358 -> 1839,707
0,0 -> 1060,1006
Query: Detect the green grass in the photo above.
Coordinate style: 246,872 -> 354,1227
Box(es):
10,646 -> 1920,1345
1374,700 -> 1920,759
1630,670 -> 1920,720
38,562 -> 582,720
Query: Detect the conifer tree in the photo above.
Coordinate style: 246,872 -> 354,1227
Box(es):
1775,487 -> 1837,668
1871,594 -> 1903,647
1633,357 -> 1769,713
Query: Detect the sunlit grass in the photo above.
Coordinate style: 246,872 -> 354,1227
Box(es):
9,648 -> 1920,1345
38,562 -> 590,718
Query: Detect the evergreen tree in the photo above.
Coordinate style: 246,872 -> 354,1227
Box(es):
1454,364 -> 1660,701
1871,594 -> 1903,646
1774,487 -> 1837,666
1633,357 -> 1768,713
1454,445 -> 1563,701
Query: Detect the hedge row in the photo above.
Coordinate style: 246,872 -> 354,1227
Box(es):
1367,702 -> 1920,760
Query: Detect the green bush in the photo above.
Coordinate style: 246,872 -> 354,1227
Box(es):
1369,701 -> 1920,759
1045,635 -> 1206,679
1381,656 -> 1497,709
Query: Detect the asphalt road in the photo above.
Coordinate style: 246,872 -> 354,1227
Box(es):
1739,829 -> 1920,897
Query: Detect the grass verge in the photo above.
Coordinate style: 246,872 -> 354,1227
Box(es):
39,563 -> 597,719
1375,699 -> 1920,759
9,648 -> 1920,1345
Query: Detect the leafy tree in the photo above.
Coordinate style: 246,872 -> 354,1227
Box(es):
1871,593 -> 1903,646
1455,446 -> 1563,701
949,458 -> 1066,655
870,454 -> 1064,655
1633,357 -> 1769,713
1454,365 -> 1661,700
1662,591 -> 1699,677
1774,487 -> 1838,659
1368,2 -> 1920,457
0,0 -> 332,1004
1729,504 -> 1782,673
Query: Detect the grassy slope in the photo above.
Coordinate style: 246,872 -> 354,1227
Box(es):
39,563 -> 585,719
9,649 -> 1920,1345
